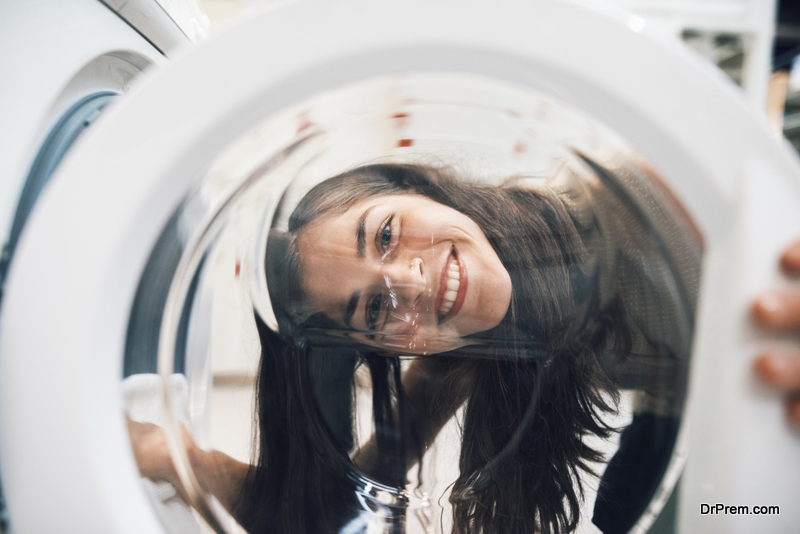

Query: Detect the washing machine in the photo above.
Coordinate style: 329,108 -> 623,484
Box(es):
1,0 -> 799,533
0,0 -> 207,281
0,0 -> 203,531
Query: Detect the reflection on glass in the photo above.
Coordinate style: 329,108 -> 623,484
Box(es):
123,73 -> 702,534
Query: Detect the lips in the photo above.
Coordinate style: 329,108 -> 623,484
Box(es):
435,247 -> 467,323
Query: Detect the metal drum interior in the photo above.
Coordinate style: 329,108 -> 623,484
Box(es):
123,72 -> 702,534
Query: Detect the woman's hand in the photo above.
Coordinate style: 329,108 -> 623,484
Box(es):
751,239 -> 800,424
126,417 -> 193,491
126,417 -> 250,519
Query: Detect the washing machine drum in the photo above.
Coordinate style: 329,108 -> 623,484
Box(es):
2,1 -> 800,533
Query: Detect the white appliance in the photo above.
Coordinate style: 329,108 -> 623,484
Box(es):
1,0 -> 798,533
0,0 -> 201,532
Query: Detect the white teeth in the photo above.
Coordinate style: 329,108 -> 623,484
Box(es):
440,255 -> 461,316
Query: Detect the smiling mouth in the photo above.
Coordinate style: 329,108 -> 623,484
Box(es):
436,247 -> 467,324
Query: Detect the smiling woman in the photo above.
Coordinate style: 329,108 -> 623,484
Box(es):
296,192 -> 512,352
227,158 -> 702,534
125,152 -> 701,534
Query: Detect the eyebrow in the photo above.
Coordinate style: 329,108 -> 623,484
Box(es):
344,290 -> 360,328
356,206 -> 376,259
347,205 -> 376,327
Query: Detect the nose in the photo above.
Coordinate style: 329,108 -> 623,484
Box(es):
382,256 -> 426,308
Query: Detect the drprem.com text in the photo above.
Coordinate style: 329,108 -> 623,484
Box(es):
700,504 -> 779,515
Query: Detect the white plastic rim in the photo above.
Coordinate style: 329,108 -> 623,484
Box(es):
2,0 -> 800,532
0,0 -> 166,262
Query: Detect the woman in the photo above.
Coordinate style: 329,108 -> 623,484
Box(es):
239,159 -> 702,534
131,158 -> 702,534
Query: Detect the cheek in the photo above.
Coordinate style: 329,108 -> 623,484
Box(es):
361,327 -> 428,354
375,321 -> 422,351
378,335 -> 420,352
369,326 -> 466,355
386,308 -> 422,327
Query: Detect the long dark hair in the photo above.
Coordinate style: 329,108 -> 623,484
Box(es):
237,163 -> 632,534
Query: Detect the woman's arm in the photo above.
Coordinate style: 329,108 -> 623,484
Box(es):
402,357 -> 473,450
126,418 -> 250,521
353,357 -> 472,479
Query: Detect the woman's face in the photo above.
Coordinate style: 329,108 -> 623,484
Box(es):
296,193 -> 512,354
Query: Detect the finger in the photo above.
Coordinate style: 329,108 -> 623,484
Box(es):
787,395 -> 800,425
180,423 -> 191,442
753,351 -> 800,390
751,291 -> 800,331
126,417 -> 152,438
779,240 -> 800,277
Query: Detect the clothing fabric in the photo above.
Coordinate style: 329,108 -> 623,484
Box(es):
547,151 -> 702,413
543,152 -> 702,533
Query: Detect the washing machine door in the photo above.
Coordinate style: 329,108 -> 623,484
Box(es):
0,0 -> 204,290
0,0 -> 165,283
1,0 -> 798,533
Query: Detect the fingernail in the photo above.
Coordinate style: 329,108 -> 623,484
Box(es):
781,241 -> 800,275
754,292 -> 787,320
755,352 -> 800,389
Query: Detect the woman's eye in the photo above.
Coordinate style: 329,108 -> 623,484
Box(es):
377,215 -> 394,253
366,293 -> 383,330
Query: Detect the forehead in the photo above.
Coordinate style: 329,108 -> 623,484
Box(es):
294,196 -> 376,318
296,193 -> 379,257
